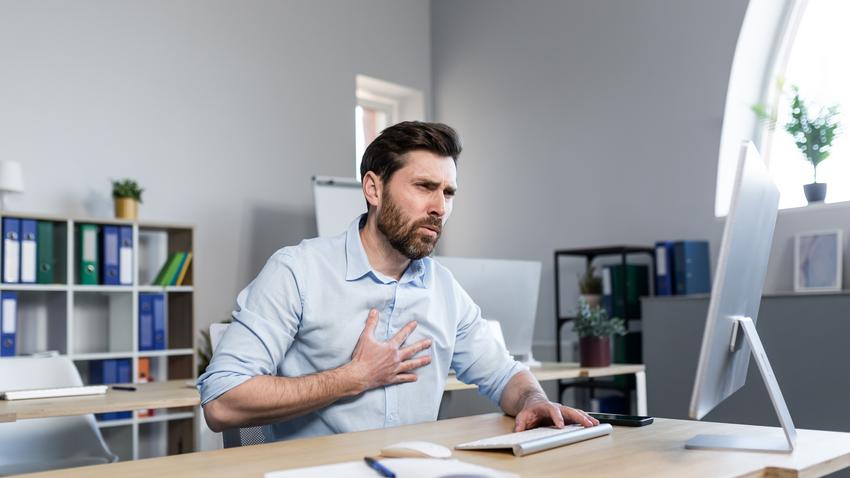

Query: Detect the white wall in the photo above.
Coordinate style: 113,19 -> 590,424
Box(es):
0,0 -> 432,339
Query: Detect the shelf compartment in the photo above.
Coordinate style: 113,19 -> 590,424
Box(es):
72,291 -> 133,354
14,291 -> 68,356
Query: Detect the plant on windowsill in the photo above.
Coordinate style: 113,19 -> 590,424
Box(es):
573,297 -> 626,368
111,178 -> 144,220
577,264 -> 603,308
754,85 -> 841,204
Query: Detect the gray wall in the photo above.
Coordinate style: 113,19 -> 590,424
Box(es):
430,0 -> 850,365
0,0 -> 431,340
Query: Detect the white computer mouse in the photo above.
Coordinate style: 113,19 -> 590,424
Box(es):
380,441 -> 453,459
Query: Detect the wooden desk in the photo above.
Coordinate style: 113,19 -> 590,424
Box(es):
19,413 -> 850,478
0,380 -> 200,423
445,362 -> 647,415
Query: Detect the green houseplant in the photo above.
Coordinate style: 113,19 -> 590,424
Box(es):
573,297 -> 626,367
754,85 -> 841,203
577,264 -> 603,308
111,178 -> 144,220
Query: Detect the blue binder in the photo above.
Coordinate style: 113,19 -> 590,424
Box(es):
139,293 -> 154,351
119,226 -> 133,285
673,240 -> 711,295
115,359 -> 132,419
153,293 -> 166,350
101,226 -> 120,285
1,291 -> 17,356
2,218 -> 21,283
654,241 -> 675,296
92,359 -> 121,420
20,220 -> 37,284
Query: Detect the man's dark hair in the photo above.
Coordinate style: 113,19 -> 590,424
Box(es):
360,121 -> 462,184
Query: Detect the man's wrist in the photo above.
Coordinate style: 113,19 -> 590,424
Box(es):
334,362 -> 367,397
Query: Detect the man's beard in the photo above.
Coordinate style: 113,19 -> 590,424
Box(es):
377,189 -> 443,260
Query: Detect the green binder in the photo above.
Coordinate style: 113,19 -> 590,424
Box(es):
156,252 -> 185,286
36,221 -> 55,284
78,224 -> 99,285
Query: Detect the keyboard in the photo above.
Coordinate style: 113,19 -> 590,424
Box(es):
0,385 -> 108,401
455,423 -> 613,457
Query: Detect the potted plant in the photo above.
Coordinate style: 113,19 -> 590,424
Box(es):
573,297 -> 626,367
577,264 -> 603,308
112,178 -> 144,220
754,85 -> 840,204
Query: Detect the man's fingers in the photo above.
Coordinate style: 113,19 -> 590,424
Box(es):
400,338 -> 432,360
361,309 -> 379,336
397,355 -> 432,373
388,320 -> 418,347
514,410 -> 536,432
561,406 -> 596,427
392,373 -> 418,384
548,404 -> 566,428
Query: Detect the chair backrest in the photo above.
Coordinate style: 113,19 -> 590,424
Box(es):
0,356 -> 118,475
206,323 -> 269,448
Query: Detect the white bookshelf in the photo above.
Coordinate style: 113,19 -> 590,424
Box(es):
0,211 -> 196,461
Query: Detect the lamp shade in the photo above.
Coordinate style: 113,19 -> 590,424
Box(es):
0,161 -> 24,193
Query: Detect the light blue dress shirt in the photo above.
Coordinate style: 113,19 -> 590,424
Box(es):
198,215 -> 526,441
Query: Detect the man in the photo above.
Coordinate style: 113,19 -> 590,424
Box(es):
199,121 -> 598,440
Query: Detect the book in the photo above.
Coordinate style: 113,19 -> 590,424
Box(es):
174,252 -> 193,286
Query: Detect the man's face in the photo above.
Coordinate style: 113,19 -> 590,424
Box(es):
376,150 -> 457,260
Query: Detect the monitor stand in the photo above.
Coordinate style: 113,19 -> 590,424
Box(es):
686,316 -> 797,453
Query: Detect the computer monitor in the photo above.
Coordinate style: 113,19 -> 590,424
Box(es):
434,256 -> 541,364
687,141 -> 796,452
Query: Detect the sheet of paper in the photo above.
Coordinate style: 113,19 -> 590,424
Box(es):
264,458 -> 518,478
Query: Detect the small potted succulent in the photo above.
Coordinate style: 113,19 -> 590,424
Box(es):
573,297 -> 626,367
112,178 -> 144,220
754,84 -> 841,204
577,264 -> 603,308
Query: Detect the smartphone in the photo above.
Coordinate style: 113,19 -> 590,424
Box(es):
588,413 -> 654,427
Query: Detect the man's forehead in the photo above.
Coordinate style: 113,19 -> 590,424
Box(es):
397,151 -> 457,183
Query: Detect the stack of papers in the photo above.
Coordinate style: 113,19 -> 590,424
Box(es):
264,458 -> 517,478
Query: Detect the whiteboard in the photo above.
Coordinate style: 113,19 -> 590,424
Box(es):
312,176 -> 367,237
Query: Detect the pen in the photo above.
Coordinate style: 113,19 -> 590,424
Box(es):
363,457 -> 395,478
112,386 -> 137,392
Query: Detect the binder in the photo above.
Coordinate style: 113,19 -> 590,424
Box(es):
673,240 -> 711,295
654,241 -> 675,296
36,221 -> 55,284
95,359 -> 119,420
101,226 -> 120,285
20,219 -> 37,284
169,252 -> 189,286
139,293 -> 154,351
78,224 -> 99,285
174,252 -> 193,286
115,359 -> 132,419
152,293 -> 166,350
157,252 -> 185,286
2,218 -> 20,283
1,291 -> 17,356
119,226 -> 133,285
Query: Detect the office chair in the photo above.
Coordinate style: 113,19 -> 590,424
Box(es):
207,323 -> 269,448
0,356 -> 118,475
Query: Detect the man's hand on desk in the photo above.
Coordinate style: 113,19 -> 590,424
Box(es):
343,308 -> 433,394
514,396 -> 599,432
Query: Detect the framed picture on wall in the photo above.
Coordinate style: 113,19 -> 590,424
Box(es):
794,230 -> 843,293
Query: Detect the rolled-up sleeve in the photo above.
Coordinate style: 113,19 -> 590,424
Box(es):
197,250 -> 303,405
450,282 -> 527,406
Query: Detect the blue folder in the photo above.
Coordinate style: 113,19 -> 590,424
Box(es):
139,294 -> 154,351
1,291 -> 17,356
2,218 -> 20,283
673,240 -> 711,295
101,226 -> 120,285
119,226 -> 133,285
654,241 -> 675,296
20,219 -> 37,284
92,359 -> 121,420
115,359 -> 132,419
152,294 -> 166,350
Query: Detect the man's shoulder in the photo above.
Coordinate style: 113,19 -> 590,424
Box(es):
268,231 -> 347,269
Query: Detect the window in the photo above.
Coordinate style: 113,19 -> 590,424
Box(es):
354,75 -> 425,179
759,0 -> 850,209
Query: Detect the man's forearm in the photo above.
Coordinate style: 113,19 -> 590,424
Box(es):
203,364 -> 363,431
499,370 -> 548,417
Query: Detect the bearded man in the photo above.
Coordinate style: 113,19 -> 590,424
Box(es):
199,121 -> 598,441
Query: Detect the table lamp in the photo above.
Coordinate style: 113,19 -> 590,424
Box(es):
0,160 -> 24,211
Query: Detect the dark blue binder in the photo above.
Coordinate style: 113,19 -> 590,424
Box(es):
2,218 -> 21,283
92,359 -> 121,420
139,293 -> 154,351
115,359 -> 132,419
119,226 -> 133,285
20,219 -> 37,284
101,226 -> 120,285
153,293 -> 166,350
673,240 -> 711,295
1,291 -> 17,356
654,241 -> 675,296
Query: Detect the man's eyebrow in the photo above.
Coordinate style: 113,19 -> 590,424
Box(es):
413,178 -> 457,194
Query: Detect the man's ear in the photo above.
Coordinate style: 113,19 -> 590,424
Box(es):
362,171 -> 382,209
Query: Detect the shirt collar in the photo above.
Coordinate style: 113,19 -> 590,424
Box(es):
344,214 -> 431,287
